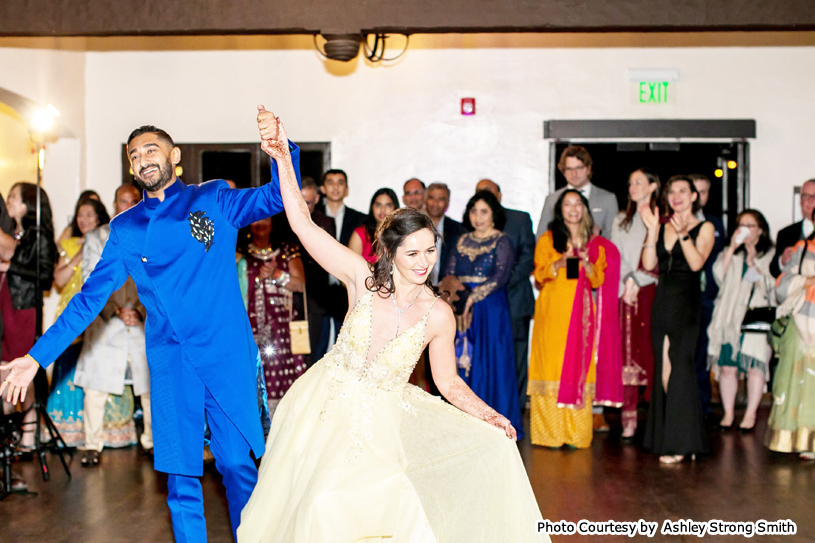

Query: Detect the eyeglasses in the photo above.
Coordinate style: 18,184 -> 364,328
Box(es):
801,194 -> 815,201
563,166 -> 587,174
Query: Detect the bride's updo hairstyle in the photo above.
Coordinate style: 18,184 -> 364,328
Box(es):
365,208 -> 440,295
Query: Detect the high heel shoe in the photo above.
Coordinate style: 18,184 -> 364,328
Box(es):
738,424 -> 755,434
719,422 -> 734,431
659,454 -> 696,464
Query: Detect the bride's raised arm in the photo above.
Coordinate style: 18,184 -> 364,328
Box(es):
426,301 -> 517,440
257,106 -> 370,299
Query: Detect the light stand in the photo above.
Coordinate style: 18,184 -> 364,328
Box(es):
24,112 -> 71,483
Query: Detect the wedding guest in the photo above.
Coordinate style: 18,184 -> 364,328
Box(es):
349,188 -> 399,263
75,183 -> 149,465
610,168 -> 660,440
707,210 -> 775,433
425,183 -> 464,285
474,179 -> 536,410
642,175 -> 715,463
769,227 -> 815,459
320,169 -> 365,346
443,190 -> 523,438
536,146 -> 618,238
0,183 -> 57,449
299,177 -> 336,364
237,217 -> 306,419
529,189 -> 609,448
56,189 -> 101,244
771,179 -> 815,278
49,198 -> 128,447
690,173 -> 726,419
402,178 -> 426,211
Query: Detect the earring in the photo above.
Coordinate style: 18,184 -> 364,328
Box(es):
390,264 -> 395,275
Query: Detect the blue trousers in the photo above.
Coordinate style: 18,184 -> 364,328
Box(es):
167,387 -> 259,543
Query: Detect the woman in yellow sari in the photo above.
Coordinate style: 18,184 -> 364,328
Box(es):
47,198 -> 135,449
529,189 -> 609,448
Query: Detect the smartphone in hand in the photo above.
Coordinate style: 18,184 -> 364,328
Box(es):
566,257 -> 580,279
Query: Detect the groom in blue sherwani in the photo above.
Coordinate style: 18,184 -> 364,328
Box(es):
0,107 -> 299,542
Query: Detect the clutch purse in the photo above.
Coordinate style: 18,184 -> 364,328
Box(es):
288,281 -> 311,355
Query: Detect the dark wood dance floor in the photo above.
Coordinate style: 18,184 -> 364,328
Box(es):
2,406 -> 814,542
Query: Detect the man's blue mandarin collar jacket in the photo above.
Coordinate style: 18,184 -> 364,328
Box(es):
31,144 -> 301,476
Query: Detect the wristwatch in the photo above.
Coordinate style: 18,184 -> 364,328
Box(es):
681,234 -> 690,242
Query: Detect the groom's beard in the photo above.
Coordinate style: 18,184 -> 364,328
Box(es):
135,159 -> 174,192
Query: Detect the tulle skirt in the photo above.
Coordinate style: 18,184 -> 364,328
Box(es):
238,361 -> 545,542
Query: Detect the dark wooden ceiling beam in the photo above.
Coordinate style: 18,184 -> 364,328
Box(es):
2,0 -> 814,37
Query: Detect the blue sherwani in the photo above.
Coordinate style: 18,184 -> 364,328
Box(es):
30,143 -> 300,541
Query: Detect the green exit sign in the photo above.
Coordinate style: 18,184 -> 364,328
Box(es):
638,81 -> 670,103
628,70 -> 679,104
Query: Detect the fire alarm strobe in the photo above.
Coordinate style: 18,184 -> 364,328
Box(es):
461,98 -> 475,115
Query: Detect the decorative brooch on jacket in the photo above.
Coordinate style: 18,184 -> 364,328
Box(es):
188,211 -> 215,251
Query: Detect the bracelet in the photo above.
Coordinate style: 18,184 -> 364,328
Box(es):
25,353 -> 40,367
643,244 -> 655,249
681,234 -> 690,242
272,271 -> 290,287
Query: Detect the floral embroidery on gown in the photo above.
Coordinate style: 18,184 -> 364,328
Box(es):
238,291 -> 546,543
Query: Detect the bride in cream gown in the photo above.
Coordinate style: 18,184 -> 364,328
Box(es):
238,107 -> 546,543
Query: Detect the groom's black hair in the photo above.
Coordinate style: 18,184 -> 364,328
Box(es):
127,125 -> 175,148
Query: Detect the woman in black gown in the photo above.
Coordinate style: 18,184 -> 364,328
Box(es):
641,175 -> 715,463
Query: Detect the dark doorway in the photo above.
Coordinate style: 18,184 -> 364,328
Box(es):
552,141 -> 747,232
201,150 -> 252,188
122,142 -> 331,189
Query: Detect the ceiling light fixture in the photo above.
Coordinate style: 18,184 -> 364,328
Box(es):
314,33 -> 410,63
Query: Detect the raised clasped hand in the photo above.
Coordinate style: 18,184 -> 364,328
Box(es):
0,355 -> 40,404
257,105 -> 289,160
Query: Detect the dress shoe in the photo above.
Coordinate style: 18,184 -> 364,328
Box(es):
80,450 -> 101,467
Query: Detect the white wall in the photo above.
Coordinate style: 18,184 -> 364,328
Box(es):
0,46 -> 86,328
0,46 -> 86,234
82,46 -> 815,237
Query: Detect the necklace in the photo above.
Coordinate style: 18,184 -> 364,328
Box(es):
390,287 -> 423,336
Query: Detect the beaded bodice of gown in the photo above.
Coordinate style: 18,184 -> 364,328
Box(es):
322,291 -> 436,394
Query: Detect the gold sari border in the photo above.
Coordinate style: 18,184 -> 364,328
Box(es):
764,426 -> 815,453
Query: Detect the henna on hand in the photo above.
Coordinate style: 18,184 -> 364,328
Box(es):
446,378 -> 516,439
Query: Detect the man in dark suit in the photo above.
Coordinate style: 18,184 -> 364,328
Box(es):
771,179 -> 815,278
319,169 -> 365,346
425,182 -> 465,284
476,179 -> 536,410
296,177 -> 336,364
691,174 -> 726,419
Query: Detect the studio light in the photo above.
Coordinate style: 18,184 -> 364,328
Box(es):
31,104 -> 60,134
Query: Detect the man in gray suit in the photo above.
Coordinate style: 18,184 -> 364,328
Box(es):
476,179 -> 536,411
535,145 -> 618,239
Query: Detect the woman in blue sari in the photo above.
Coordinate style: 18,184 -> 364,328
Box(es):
442,190 -> 523,439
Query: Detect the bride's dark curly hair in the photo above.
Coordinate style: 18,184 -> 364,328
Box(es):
365,208 -> 441,296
